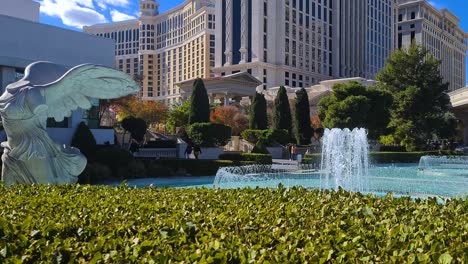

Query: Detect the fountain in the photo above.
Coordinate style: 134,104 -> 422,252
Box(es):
214,128 -> 369,192
418,156 -> 468,176
320,128 -> 370,192
211,128 -> 468,198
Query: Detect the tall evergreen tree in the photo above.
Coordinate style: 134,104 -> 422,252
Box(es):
189,78 -> 210,124
273,86 -> 292,135
377,43 -> 453,151
249,92 -> 268,129
71,122 -> 97,160
294,88 -> 313,145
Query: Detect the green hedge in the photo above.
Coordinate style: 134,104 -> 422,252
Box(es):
0,185 -> 466,263
218,153 -> 273,164
241,129 -> 289,146
141,159 -> 254,176
187,123 -> 231,147
302,151 -> 463,165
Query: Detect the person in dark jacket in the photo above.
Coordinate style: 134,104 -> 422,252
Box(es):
193,145 -> 202,160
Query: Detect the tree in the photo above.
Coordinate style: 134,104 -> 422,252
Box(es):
189,78 -> 210,124
377,43 -> 452,150
249,92 -> 268,130
294,88 -> 313,145
166,100 -> 191,133
121,116 -> 148,142
273,86 -> 292,135
318,81 -> 393,139
111,95 -> 168,125
210,106 -> 248,136
71,122 -> 97,160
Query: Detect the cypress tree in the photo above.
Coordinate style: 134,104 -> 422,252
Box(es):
273,86 -> 292,135
249,92 -> 268,129
189,78 -> 210,124
71,122 -> 97,160
294,88 -> 313,145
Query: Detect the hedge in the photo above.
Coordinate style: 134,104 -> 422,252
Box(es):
218,153 -> 273,164
187,123 -> 231,147
241,129 -> 289,146
0,185 -> 466,263
302,151 -> 462,165
141,159 -> 255,177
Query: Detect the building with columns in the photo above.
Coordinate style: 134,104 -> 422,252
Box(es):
214,0 -> 398,91
84,0 -> 216,105
397,0 -> 468,91
334,0 -> 397,79
213,0 -> 335,91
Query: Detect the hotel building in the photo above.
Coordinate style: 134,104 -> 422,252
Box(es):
84,0 -> 216,104
213,0 -> 335,91
334,0 -> 397,79
214,0 -> 397,91
397,0 -> 468,91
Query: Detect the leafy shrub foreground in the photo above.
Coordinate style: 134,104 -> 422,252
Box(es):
0,185 -> 466,263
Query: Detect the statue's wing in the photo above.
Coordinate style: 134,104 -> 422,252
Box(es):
41,64 -> 140,122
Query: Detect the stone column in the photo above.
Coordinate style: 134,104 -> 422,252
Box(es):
224,0 -> 233,66
239,0 -> 249,64
209,94 -> 215,104
224,93 -> 230,106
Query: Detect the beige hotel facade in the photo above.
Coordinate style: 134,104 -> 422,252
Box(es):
84,0 -> 216,104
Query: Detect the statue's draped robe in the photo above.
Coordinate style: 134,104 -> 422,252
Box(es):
0,87 -> 86,185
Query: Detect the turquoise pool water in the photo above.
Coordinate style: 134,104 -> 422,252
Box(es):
115,164 -> 468,198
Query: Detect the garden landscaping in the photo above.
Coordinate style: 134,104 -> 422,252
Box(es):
0,185 -> 466,263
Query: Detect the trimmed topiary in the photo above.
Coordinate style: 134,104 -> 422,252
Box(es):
189,78 -> 210,124
71,121 -> 97,160
249,92 -> 268,130
294,88 -> 313,145
187,123 -> 232,147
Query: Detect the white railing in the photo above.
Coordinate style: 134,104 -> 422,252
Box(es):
133,148 -> 178,158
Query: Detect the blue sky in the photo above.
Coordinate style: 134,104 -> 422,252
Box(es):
36,0 -> 468,85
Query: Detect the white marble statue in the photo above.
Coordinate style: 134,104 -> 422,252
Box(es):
0,62 -> 139,185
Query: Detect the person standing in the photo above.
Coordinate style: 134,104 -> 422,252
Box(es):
291,144 -> 298,161
184,144 -> 193,159
193,145 -> 202,160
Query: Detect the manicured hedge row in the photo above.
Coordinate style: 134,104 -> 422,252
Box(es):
0,185 -> 466,263
302,151 -> 462,165
218,153 -> 273,164
80,158 -> 255,184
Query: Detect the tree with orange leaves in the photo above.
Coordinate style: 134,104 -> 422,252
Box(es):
111,95 -> 168,125
210,106 -> 248,136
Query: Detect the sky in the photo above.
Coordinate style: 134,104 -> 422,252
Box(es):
35,0 -> 468,84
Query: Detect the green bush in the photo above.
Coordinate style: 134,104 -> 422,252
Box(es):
265,129 -> 289,145
242,129 -> 290,146
71,122 -> 97,160
0,185 -> 466,263
94,147 -> 134,176
219,153 -> 273,164
251,139 -> 270,154
241,129 -> 266,143
141,159 -> 240,176
187,123 -> 231,147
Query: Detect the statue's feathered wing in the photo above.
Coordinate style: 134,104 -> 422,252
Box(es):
41,64 -> 140,122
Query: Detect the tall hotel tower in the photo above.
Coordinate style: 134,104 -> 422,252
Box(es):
213,0 -> 335,90
334,0 -> 397,79
397,0 -> 468,91
214,0 -> 397,90
84,0 -> 216,104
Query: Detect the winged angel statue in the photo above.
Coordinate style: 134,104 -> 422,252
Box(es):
0,62 -> 139,185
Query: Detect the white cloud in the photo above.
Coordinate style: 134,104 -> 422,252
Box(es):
39,0 -> 107,28
95,0 -> 130,8
110,9 -> 137,22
